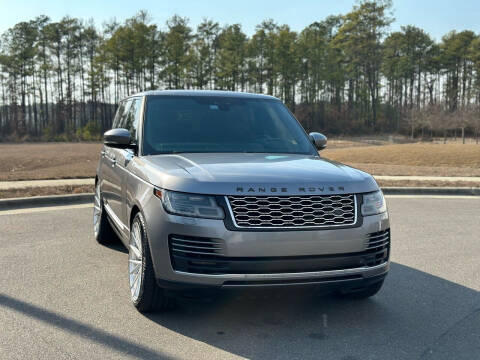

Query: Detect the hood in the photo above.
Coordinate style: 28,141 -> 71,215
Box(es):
135,153 -> 378,195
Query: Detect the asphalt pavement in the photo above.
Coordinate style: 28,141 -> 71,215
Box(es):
0,196 -> 479,359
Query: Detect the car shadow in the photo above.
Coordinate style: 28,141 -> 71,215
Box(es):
143,262 -> 479,360
0,293 -> 175,360
102,241 -> 128,254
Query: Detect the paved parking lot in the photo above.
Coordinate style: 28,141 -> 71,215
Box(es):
0,196 -> 479,359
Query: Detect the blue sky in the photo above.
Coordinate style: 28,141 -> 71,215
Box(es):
0,0 -> 479,41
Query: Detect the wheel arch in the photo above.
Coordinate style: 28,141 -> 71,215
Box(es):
130,204 -> 141,226
128,200 -> 163,279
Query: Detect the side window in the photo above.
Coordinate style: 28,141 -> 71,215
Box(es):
112,100 -> 131,129
111,102 -> 123,129
123,98 -> 142,142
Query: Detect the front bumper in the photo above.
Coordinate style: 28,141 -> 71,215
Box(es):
158,263 -> 389,293
144,197 -> 390,289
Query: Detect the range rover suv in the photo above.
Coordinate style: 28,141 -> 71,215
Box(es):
94,90 -> 390,312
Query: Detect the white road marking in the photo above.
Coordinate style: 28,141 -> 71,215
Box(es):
0,203 -> 92,216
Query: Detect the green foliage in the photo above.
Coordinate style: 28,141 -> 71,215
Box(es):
75,121 -> 102,141
216,24 -> 247,90
333,0 -> 393,126
191,19 -> 220,89
0,2 -> 480,141
163,15 -> 193,89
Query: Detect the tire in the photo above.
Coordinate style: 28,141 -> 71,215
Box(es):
338,279 -> 384,300
128,212 -> 173,312
93,182 -> 117,245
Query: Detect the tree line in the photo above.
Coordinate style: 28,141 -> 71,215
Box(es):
1,0 -> 479,142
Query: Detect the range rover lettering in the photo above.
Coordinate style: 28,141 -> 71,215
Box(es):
94,90 -> 390,312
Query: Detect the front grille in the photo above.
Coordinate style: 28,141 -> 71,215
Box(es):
227,194 -> 357,228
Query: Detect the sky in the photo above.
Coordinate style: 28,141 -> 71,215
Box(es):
0,0 -> 479,41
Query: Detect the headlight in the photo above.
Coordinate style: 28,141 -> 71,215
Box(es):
155,189 -> 225,219
361,190 -> 387,216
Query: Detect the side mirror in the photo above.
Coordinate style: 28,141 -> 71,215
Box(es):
104,128 -> 132,148
309,132 -> 327,151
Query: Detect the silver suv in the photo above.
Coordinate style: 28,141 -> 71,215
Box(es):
94,90 -> 390,312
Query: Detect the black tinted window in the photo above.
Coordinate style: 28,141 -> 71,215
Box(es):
143,96 -> 315,155
112,100 -> 128,129
123,98 -> 142,141
112,99 -> 133,129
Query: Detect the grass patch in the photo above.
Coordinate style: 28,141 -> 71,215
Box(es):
323,143 -> 480,177
1,141 -> 480,181
0,142 -> 102,181
323,143 -> 480,167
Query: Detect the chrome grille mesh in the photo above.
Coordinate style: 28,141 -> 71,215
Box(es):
227,194 -> 356,228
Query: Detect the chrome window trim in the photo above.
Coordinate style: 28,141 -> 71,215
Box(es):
137,95 -> 146,156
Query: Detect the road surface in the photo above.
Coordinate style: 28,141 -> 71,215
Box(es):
0,196 -> 479,359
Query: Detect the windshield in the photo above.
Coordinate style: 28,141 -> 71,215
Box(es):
142,95 -> 316,155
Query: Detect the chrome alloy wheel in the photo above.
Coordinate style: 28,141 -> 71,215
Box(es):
93,184 -> 102,237
129,221 -> 143,302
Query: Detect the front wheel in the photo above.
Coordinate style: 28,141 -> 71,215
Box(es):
129,212 -> 173,312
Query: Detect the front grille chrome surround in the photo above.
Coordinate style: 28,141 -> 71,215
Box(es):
226,194 -> 357,229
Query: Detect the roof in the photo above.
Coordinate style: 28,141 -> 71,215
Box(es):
126,90 -> 279,100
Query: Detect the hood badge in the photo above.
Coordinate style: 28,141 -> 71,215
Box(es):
236,186 -> 345,193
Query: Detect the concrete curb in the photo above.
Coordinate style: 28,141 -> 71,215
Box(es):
1,187 -> 478,210
0,193 -> 93,210
381,187 -> 480,196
